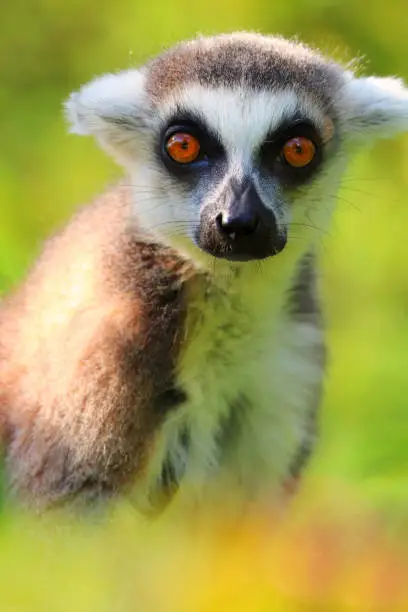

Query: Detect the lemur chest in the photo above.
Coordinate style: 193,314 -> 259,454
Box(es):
139,277 -> 316,513
179,290 -> 260,405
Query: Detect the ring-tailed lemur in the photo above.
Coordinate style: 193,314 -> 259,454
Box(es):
0,32 -> 407,515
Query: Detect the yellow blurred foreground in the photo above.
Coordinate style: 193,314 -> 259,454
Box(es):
1,480 -> 408,612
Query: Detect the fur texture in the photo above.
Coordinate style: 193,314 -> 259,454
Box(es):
1,32 -> 408,515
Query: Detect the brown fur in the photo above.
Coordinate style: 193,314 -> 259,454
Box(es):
146,33 -> 343,109
0,183 -> 324,512
0,185 -> 194,510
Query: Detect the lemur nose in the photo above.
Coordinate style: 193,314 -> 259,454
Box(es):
216,180 -> 263,239
216,211 -> 259,239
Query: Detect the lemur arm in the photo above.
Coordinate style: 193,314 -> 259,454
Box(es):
0,186 -> 188,510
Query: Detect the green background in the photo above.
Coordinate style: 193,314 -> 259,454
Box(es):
1,0 -> 408,522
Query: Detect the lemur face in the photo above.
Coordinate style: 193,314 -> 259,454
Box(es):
151,86 -> 338,262
66,33 -> 408,263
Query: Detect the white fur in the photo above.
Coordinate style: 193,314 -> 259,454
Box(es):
65,69 -> 147,135
161,86 -> 311,160
131,243 -> 322,516
126,85 -> 334,255
65,70 -> 151,166
65,72 -> 408,251
339,73 -> 408,141
66,69 -> 408,148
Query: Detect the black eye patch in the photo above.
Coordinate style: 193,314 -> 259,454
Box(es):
259,119 -> 324,187
159,111 -> 225,178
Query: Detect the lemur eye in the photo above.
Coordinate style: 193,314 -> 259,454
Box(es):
165,132 -> 201,164
281,137 -> 316,168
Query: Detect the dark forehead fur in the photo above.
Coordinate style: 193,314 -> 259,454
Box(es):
145,33 -> 344,110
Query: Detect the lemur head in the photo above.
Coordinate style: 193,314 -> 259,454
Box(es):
66,33 -> 408,263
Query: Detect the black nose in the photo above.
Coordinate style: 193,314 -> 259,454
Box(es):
216,181 -> 263,239
197,178 -> 286,261
216,210 -> 259,238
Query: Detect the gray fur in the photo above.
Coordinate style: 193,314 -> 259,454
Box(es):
286,254 -> 326,480
146,33 -> 344,110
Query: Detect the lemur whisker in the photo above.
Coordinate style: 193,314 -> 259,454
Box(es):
290,222 -> 329,234
340,176 -> 389,184
148,221 -> 199,232
334,194 -> 364,213
340,186 -> 403,208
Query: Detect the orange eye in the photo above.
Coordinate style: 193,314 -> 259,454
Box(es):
282,137 -> 316,168
166,132 -> 201,164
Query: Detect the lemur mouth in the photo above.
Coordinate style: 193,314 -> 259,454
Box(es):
197,237 -> 287,262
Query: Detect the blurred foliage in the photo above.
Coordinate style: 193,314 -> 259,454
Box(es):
2,488 -> 408,611
2,0 -> 408,609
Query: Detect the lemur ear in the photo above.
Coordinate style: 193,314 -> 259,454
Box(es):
341,72 -> 408,141
65,70 -> 148,138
